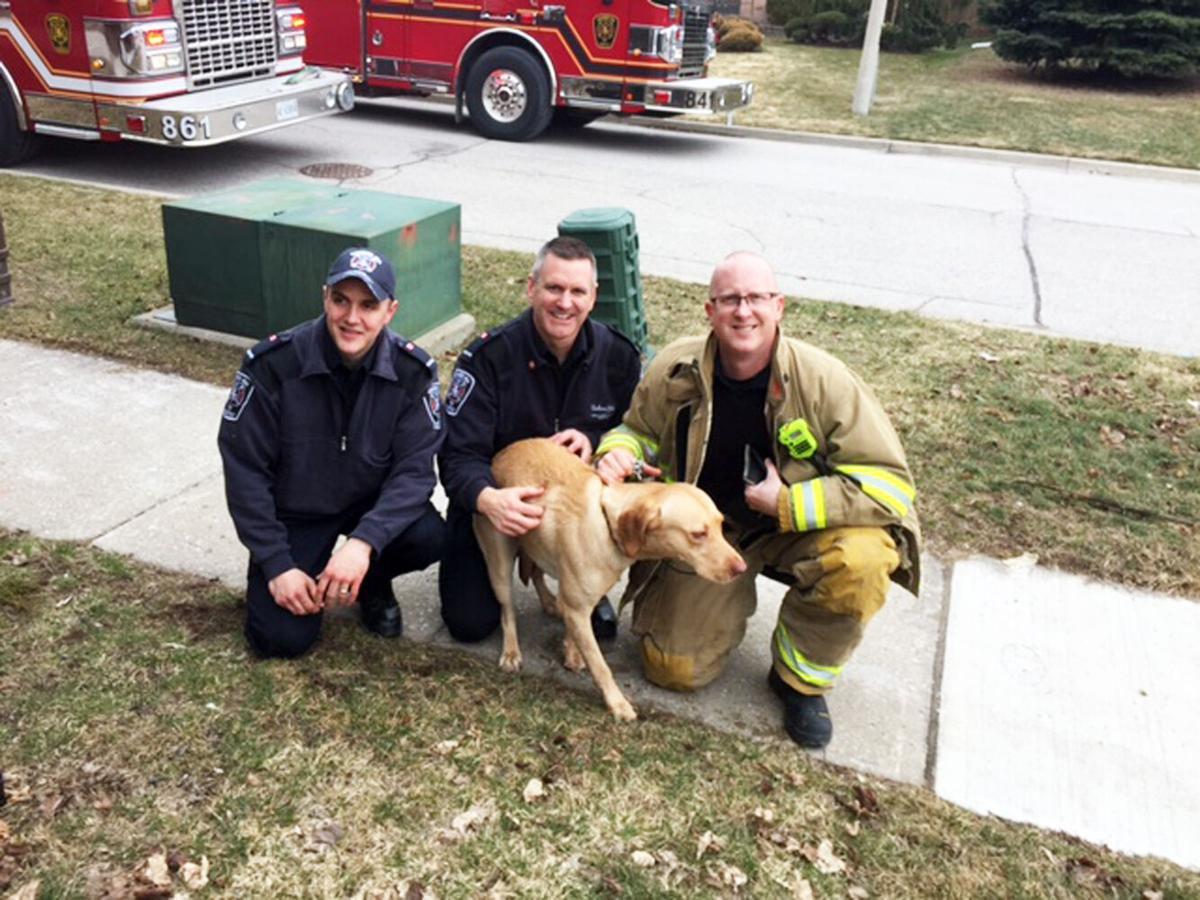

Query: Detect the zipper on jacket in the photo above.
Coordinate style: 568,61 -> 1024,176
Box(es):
340,435 -> 347,452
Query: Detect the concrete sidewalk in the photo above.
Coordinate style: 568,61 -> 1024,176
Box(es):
1,337 -> 1197,870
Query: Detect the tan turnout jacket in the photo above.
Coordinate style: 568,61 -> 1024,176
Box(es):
596,331 -> 922,594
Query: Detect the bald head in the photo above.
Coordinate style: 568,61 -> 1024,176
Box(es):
708,251 -> 780,298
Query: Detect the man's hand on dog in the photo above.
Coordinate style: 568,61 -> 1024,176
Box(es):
478,485 -> 546,536
744,458 -> 783,516
595,448 -> 663,485
549,428 -> 593,463
315,537 -> 373,608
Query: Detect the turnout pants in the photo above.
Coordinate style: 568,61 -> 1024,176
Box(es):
628,525 -> 899,695
245,502 -> 445,659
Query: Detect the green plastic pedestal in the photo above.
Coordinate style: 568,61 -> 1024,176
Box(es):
557,207 -> 649,355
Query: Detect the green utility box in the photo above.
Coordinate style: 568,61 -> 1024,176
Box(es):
164,178 -> 462,339
557,207 -> 649,355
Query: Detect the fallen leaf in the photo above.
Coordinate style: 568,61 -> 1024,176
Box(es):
949,383 -> 964,400
1185,399 -> 1199,414
7,880 -> 39,900
179,856 -> 209,891
696,830 -> 723,860
1144,891 -> 1164,900
848,886 -> 870,899
93,794 -> 113,812
810,839 -> 846,876
630,850 -> 655,868
522,778 -> 545,804
6,552 -> 28,567
1100,424 -> 1127,447
714,861 -> 747,890
751,806 -> 775,826
140,853 -> 172,887
979,352 -> 1000,363
793,877 -> 815,900
433,740 -> 459,756
0,820 -> 9,843
39,795 -> 64,819
845,820 -> 861,837
449,803 -> 493,837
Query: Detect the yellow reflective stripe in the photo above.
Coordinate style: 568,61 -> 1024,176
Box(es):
596,432 -> 643,460
774,624 -> 842,688
836,465 -> 915,516
789,480 -> 827,532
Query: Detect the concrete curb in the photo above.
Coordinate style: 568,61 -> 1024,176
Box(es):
617,116 -> 1200,185
393,94 -> 1200,185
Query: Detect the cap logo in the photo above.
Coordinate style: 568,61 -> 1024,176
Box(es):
348,249 -> 382,274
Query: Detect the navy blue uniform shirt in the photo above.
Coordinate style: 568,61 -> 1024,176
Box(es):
439,309 -> 642,512
218,316 -> 444,580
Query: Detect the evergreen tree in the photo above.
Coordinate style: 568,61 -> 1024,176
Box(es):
981,0 -> 1200,78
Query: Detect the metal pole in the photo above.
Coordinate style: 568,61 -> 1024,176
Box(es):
852,0 -> 889,116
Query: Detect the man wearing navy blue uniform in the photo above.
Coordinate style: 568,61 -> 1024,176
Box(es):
438,236 -> 642,642
218,248 -> 445,659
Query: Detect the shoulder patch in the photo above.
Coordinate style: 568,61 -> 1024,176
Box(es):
423,378 -> 443,430
445,367 -> 476,417
222,371 -> 255,421
244,331 -> 291,363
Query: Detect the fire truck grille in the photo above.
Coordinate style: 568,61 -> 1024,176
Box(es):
680,7 -> 709,77
180,0 -> 278,89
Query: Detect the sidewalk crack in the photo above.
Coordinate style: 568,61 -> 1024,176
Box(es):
90,472 -> 218,544
1011,170 -> 1045,328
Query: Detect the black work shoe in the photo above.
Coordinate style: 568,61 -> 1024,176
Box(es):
768,668 -> 832,750
360,587 -> 403,638
591,596 -> 618,641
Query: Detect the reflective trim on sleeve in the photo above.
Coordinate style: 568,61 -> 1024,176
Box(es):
789,479 -> 827,532
835,464 -> 915,517
596,426 -> 660,463
774,624 -> 842,689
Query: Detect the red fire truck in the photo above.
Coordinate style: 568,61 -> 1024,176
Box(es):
0,0 -> 354,165
302,0 -> 753,141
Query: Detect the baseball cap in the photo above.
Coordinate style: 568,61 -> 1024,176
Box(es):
325,247 -> 396,301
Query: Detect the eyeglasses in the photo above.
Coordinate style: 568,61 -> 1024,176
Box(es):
710,291 -> 780,310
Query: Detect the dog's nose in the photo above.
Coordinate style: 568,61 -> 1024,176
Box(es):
730,555 -> 748,577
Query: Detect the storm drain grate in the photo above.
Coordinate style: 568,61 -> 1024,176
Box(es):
300,162 -> 375,180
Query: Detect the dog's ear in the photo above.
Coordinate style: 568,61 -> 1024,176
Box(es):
616,502 -> 661,558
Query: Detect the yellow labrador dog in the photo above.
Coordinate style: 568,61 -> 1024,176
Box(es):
474,437 -> 747,721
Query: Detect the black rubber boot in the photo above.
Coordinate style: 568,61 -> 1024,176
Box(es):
768,668 -> 832,749
360,586 -> 403,638
590,596 -> 618,641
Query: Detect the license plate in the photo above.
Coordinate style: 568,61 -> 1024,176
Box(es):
276,99 -> 299,121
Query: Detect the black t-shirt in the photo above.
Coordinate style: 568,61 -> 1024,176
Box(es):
696,356 -> 775,531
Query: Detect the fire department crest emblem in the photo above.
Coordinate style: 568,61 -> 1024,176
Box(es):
45,14 -> 71,54
593,14 -> 619,49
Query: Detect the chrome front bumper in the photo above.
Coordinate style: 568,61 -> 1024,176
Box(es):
560,75 -> 754,116
94,68 -> 354,147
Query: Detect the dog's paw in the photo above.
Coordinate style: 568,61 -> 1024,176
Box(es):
609,698 -> 638,722
562,638 -> 585,672
499,649 -> 523,673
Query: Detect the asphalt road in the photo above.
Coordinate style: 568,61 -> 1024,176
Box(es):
20,97 -> 1200,357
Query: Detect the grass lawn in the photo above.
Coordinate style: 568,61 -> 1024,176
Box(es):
707,40 -> 1200,170
2,174 -> 1197,598
4,530 -> 1200,897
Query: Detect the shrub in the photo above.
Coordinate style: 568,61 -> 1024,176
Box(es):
718,20 -> 766,51
980,0 -> 1200,79
784,0 -> 967,52
767,0 -> 809,26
